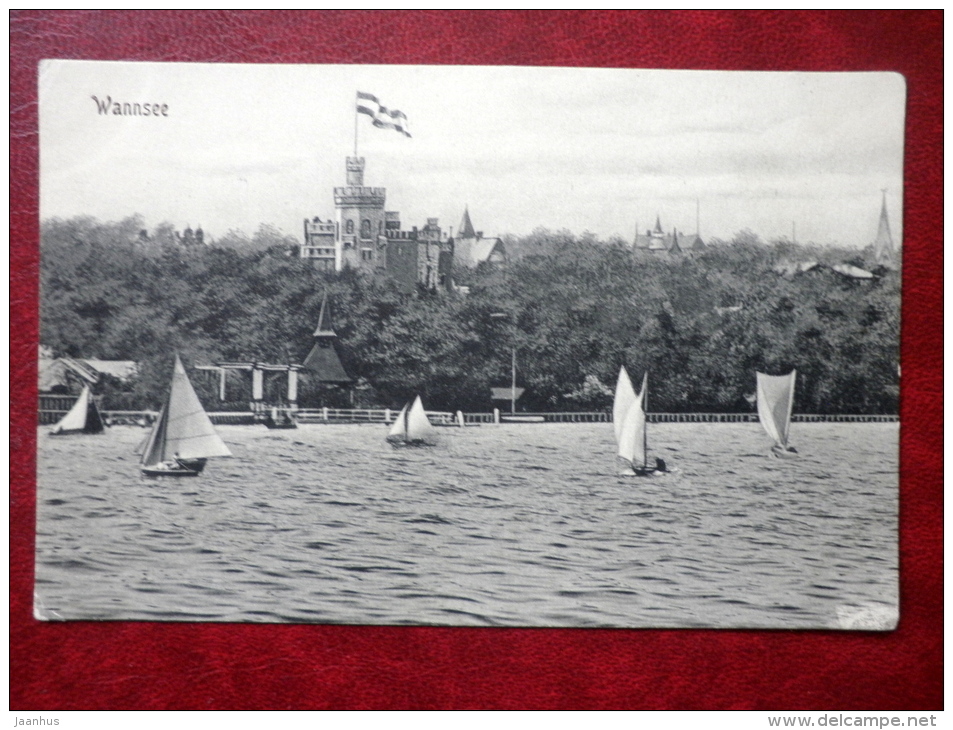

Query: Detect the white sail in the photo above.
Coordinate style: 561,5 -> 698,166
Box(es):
612,366 -> 637,442
406,396 -> 436,442
617,374 -> 648,467
141,355 -> 231,466
756,370 -> 796,448
388,403 -> 408,439
50,386 -> 104,435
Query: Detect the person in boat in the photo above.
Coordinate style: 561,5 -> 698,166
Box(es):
771,444 -> 798,457
654,457 -> 667,473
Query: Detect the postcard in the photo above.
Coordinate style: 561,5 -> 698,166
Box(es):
35,61 -> 903,628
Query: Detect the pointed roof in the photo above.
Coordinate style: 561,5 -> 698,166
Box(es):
873,191 -> 895,264
669,228 -> 682,255
304,290 -> 350,383
458,207 -> 476,239
312,290 -> 336,338
302,341 -> 351,383
654,215 -> 663,234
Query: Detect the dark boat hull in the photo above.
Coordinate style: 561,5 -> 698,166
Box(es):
386,437 -> 435,448
141,458 -> 207,477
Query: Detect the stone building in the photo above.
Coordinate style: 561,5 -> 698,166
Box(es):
301,157 -> 453,294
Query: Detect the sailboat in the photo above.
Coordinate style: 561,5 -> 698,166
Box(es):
386,395 -> 437,447
613,367 -> 667,476
50,385 -> 105,435
139,354 -> 232,476
756,370 -> 798,458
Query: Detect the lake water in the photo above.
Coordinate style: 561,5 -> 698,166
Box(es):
34,422 -> 899,629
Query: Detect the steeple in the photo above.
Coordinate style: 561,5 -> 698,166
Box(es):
458,207 -> 476,239
873,189 -> 895,265
654,215 -> 663,234
312,290 -> 336,337
303,290 -> 350,383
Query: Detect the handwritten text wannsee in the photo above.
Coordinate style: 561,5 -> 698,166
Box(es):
92,95 -> 168,117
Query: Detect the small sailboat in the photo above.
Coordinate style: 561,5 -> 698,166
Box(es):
756,370 -> 798,458
50,385 -> 105,435
139,354 -> 232,476
386,395 -> 437,447
613,367 -> 668,477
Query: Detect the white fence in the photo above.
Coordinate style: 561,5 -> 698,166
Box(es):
38,403 -> 900,427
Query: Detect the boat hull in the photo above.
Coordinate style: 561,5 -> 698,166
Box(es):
141,458 -> 207,477
620,467 -> 668,478
386,437 -> 435,448
770,445 -> 799,459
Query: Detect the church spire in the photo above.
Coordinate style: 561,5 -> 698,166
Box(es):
458,207 -> 476,239
654,214 -> 663,234
312,289 -> 336,338
873,189 -> 895,265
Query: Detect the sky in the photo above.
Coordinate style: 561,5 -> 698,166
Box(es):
39,61 -> 905,249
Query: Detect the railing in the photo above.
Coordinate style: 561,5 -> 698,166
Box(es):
295,407 -> 457,426
36,403 -> 901,427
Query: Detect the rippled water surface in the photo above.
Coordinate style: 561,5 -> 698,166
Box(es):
35,422 -> 898,628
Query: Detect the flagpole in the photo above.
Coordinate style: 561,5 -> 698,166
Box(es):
354,95 -> 358,157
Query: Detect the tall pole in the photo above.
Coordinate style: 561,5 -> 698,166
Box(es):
511,347 -> 516,414
354,97 -> 359,157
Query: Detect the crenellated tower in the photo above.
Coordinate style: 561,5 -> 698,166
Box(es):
333,157 -> 387,270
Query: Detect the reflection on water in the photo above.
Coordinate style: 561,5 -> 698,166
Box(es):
35,422 -> 898,628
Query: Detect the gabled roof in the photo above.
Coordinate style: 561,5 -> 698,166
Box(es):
470,237 -> 505,263
38,357 -> 138,392
83,359 -> 139,380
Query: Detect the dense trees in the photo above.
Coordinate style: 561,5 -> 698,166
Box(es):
39,217 -> 900,414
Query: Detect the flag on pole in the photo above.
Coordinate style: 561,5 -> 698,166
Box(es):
356,92 -> 411,138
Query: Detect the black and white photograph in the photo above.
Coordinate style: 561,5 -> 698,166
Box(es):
36,61 -> 903,629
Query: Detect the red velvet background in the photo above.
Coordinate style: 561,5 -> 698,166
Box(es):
10,11 -> 942,710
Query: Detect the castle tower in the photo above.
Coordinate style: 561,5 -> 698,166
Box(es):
873,190 -> 896,266
334,157 -> 386,270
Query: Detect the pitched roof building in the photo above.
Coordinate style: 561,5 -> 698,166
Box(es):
452,208 -> 506,267
633,216 -> 704,254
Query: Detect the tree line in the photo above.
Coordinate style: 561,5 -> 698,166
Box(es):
39,215 -> 900,414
